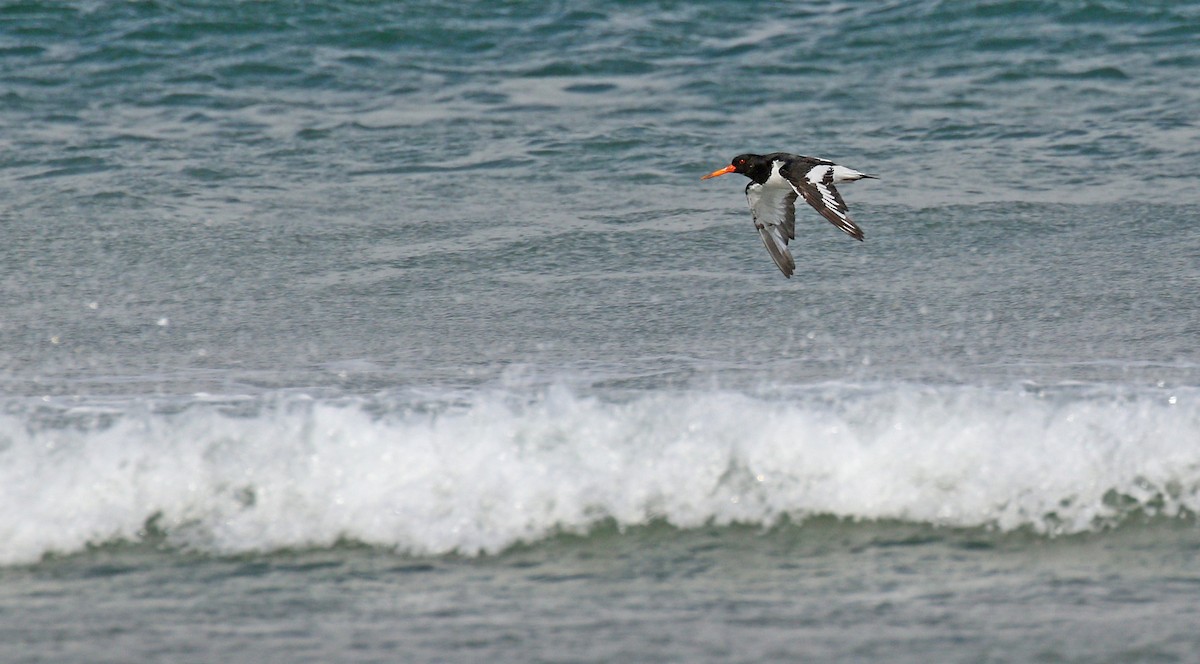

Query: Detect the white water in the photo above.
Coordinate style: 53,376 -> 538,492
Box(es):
1,383 -> 1197,566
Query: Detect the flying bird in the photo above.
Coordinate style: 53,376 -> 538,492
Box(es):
702,152 -> 876,278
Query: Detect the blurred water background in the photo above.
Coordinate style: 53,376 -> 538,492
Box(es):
2,1 -> 1199,661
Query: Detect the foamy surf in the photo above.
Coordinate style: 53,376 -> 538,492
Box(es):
1,383 -> 1196,565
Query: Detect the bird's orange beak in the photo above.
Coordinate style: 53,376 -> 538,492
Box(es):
701,164 -> 736,180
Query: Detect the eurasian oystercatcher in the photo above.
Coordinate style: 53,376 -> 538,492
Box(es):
702,153 -> 876,278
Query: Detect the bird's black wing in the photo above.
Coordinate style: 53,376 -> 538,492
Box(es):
786,163 -> 865,241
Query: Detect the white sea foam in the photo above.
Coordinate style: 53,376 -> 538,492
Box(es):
0,383 -> 1197,565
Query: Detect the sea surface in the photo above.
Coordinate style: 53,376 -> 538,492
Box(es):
2,1 -> 1200,662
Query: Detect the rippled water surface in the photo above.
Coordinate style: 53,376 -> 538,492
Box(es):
2,1 -> 1199,662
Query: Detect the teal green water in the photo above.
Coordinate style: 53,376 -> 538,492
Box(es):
2,1 -> 1199,661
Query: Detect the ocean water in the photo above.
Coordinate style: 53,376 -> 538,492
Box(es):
2,1 -> 1200,662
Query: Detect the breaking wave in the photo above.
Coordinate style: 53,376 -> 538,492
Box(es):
1,382 -> 1197,565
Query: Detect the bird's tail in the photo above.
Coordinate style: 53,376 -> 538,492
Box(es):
830,165 -> 878,182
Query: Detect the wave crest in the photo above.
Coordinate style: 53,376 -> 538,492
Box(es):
1,384 -> 1197,565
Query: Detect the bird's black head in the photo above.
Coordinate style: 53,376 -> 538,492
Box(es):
701,153 -> 768,182
729,154 -> 757,172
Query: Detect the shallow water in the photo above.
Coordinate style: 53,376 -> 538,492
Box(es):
3,520 -> 1199,663
2,0 -> 1199,661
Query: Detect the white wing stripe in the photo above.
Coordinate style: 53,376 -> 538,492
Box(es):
805,165 -> 832,185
